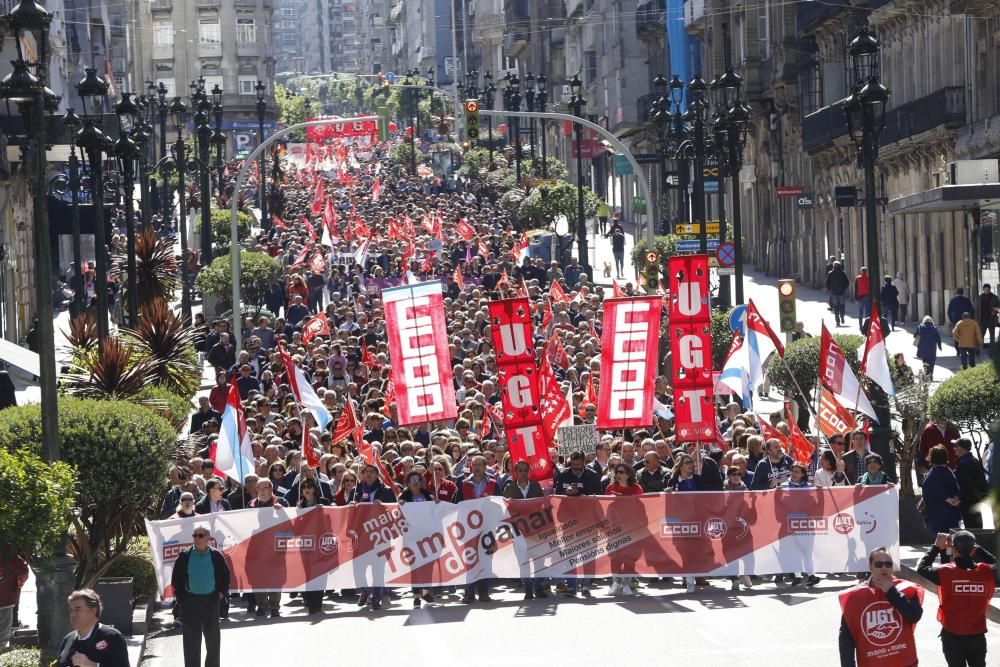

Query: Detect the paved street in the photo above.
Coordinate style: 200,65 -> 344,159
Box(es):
140,577 -> 1000,666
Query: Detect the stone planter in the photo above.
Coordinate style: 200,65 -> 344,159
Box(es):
93,577 -> 134,636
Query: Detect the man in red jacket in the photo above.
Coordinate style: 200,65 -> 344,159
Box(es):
917,531 -> 999,667
839,547 -> 924,666
0,551 -> 29,649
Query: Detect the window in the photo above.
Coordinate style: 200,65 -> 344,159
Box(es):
799,57 -> 823,116
200,18 -> 221,45
239,77 -> 258,95
281,7 -> 294,16
237,18 -> 256,43
153,21 -> 173,47
281,33 -> 295,44
203,75 -> 224,94
758,1 -> 770,61
156,78 -> 176,97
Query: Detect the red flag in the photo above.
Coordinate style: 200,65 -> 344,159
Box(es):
358,440 -> 397,496
713,423 -> 731,453
588,318 -> 600,342
322,199 -> 337,236
421,213 -> 436,234
497,269 -> 511,288
301,313 -> 330,343
612,280 -> 625,298
272,215 -> 288,230
387,217 -> 405,241
370,177 -> 381,202
290,241 -> 314,269
818,387 -> 858,437
311,178 -> 325,214
485,402 -> 505,430
756,415 -> 790,450
539,353 -> 571,442
206,441 -> 228,479
453,265 -> 464,290
308,253 -> 327,274
479,402 -> 493,439
546,335 -> 570,370
540,300 -> 553,333
382,379 -> 395,418
332,397 -> 363,451
301,216 -> 318,243
302,426 -> 320,469
477,239 -> 490,258
820,324 -> 877,420
511,233 -> 529,264
785,405 -> 815,465
361,340 -> 380,368
746,299 -> 786,357
549,280 -> 571,304
579,373 -> 598,418
455,218 -> 475,241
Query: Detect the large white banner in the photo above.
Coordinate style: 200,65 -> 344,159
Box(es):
147,487 -> 899,594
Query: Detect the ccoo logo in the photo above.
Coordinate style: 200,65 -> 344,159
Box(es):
953,581 -> 986,594
660,520 -> 700,538
274,534 -> 315,552
787,516 -> 828,533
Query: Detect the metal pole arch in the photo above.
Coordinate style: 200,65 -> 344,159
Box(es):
229,115 -> 380,353
482,109 -> 657,249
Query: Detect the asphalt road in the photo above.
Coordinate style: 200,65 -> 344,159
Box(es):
140,576 -> 1000,666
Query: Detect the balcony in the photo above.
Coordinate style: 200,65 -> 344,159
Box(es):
797,0 -> 848,31
505,0 -> 529,22
880,87 -> 966,145
636,0 -> 665,39
151,0 -> 171,9
389,1 -> 403,23
152,44 -> 173,61
475,14 -> 505,41
199,41 -> 222,58
802,102 -> 849,153
684,0 -> 705,31
197,0 -> 220,7
237,41 -> 260,57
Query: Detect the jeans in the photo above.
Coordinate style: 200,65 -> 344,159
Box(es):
464,579 -> 489,599
941,629 -> 986,667
857,296 -> 870,323
885,304 -> 898,330
958,347 -> 977,369
363,586 -> 386,601
0,605 -> 12,649
613,251 -> 625,277
830,294 -> 846,325
254,591 -> 280,612
180,593 -> 221,667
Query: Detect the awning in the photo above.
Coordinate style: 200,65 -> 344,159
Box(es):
0,337 -> 40,380
888,183 -> 1000,215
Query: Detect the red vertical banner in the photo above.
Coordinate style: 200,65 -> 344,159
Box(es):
667,255 -> 714,441
596,296 -> 662,430
382,281 -> 457,425
488,298 -> 551,480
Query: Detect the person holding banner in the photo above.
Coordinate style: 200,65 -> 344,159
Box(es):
454,456 -> 500,604
502,461 -> 547,600
750,439 -> 794,490
349,464 -> 397,611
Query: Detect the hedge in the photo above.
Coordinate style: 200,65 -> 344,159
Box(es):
0,447 -> 76,561
765,333 -> 864,398
928,363 -> 1000,433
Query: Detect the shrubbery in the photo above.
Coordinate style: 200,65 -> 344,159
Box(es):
0,648 -> 42,667
197,209 -> 254,254
928,363 -> 1000,435
195,251 -> 282,313
765,334 -> 864,397
0,447 -> 76,561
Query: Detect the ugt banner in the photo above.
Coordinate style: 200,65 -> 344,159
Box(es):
382,281 -> 457,425
596,296 -> 662,430
147,487 -> 899,593
488,298 -> 550,480
668,255 -> 714,441
305,119 -> 379,141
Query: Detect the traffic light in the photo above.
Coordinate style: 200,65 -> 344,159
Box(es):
464,99 -> 480,141
642,251 -> 660,294
778,279 -> 797,332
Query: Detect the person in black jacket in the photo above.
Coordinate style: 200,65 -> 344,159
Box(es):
195,479 -> 231,515
826,262 -> 850,327
190,396 -> 221,435
348,464 -> 396,610
750,438 -> 794,490
57,589 -> 130,667
555,451 -> 602,596
170,526 -> 231,667
954,437 -> 989,529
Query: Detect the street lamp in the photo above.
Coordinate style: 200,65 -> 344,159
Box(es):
62,109 -> 85,317
193,79 -> 215,267
568,73 -> 588,274
211,84 -> 227,196
113,92 -> 141,325
536,74 -> 548,179
524,72 -> 536,171
718,68 -> 751,305
255,80 -> 269,229
169,96 -> 193,320
155,82 -> 171,225
132,93 -> 154,229
844,26 -> 888,314
482,71 -> 496,170
75,66 -> 112,342
508,74 -> 522,184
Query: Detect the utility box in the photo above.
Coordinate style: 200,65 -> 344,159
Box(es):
949,159 -> 999,185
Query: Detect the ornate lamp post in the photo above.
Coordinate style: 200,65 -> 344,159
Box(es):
75,67 -> 112,341
568,74 -> 588,272
482,71 -> 496,170
133,93 -> 154,228
524,72 -> 536,170
255,80 -> 269,229
169,96 -> 193,319
536,73 -> 548,179
193,79 -> 214,267
62,109 -> 85,317
211,83 -> 226,195
718,68 -> 751,305
113,92 -> 141,325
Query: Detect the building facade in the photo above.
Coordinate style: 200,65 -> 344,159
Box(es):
274,0 -> 324,75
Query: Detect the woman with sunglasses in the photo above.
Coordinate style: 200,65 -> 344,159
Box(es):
399,472 -> 437,606
502,461 -> 547,600
334,472 -> 358,506
425,456 -> 458,502
604,465 -> 644,496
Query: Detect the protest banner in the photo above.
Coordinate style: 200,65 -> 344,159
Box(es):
556,423 -> 599,459
596,296 -> 661,430
148,487 -> 899,594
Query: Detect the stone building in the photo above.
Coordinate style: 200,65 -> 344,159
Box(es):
274,0 -> 324,75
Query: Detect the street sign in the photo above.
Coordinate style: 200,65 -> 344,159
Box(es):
835,186 -> 858,207
572,139 -> 605,159
613,154 -> 633,176
634,153 -> 663,164
797,193 -> 814,209
633,196 -> 646,213
729,304 -> 747,334
705,180 -> 720,194
664,171 -> 680,188
677,239 -> 720,253
718,267 -> 735,276
715,241 -> 736,267
776,185 -> 804,197
675,222 -> 720,235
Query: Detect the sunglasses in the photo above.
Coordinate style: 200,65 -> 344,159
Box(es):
343,479 -> 357,484
872,560 -> 893,569
192,533 -> 208,539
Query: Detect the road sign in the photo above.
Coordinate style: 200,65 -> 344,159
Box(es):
677,239 -> 720,253
716,241 -> 737,267
705,180 -> 720,194
776,185 -> 804,197
675,222 -> 720,235
385,72 -> 396,83
664,171 -> 680,188
718,266 -> 735,276
613,154 -> 633,176
634,153 -> 663,164
633,196 -> 646,213
729,304 -> 747,334
797,193 -> 814,209
835,186 -> 858,207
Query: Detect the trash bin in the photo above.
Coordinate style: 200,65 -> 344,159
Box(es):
93,577 -> 134,636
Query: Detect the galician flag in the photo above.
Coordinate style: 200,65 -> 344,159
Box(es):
820,324 -> 878,421
716,333 -> 753,409
279,343 -> 333,431
859,301 -> 895,397
745,299 -> 784,394
214,381 -> 255,483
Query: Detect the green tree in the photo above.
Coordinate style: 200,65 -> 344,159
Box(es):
196,209 -> 254,255
195,251 -> 283,313
711,308 -> 735,369
630,235 -> 680,272
517,181 -> 599,228
765,334 -> 865,399
0,447 -> 76,561
0,399 -> 176,586
928,364 -> 1000,453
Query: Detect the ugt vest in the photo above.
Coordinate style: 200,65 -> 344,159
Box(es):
839,579 -> 923,667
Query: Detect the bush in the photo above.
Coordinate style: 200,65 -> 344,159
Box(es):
458,146 -> 494,179
517,181 -> 599,229
765,334 -> 864,398
0,648 -> 43,667
0,447 -> 76,561
123,299 -> 201,398
498,189 -> 527,220
135,385 -> 194,433
711,308 -> 735,369
631,235 -> 680,272
390,142 -> 416,169
0,399 -> 176,586
104,546 -> 158,600
197,209 -> 254,254
195,251 -> 282,313
485,166 -> 518,191
928,363 -> 1000,436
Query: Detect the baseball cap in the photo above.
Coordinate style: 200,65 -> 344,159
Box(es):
951,437 -> 973,451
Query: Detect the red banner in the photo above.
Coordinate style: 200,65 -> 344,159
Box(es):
596,296 -> 661,430
488,298 -> 551,480
305,119 -> 378,141
381,281 -> 457,425
667,255 -> 714,441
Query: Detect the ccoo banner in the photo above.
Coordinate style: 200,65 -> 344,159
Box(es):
305,119 -> 379,141
488,298 -> 551,480
596,296 -> 662,430
147,487 -> 900,593
667,255 -> 715,441
381,281 -> 457,425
